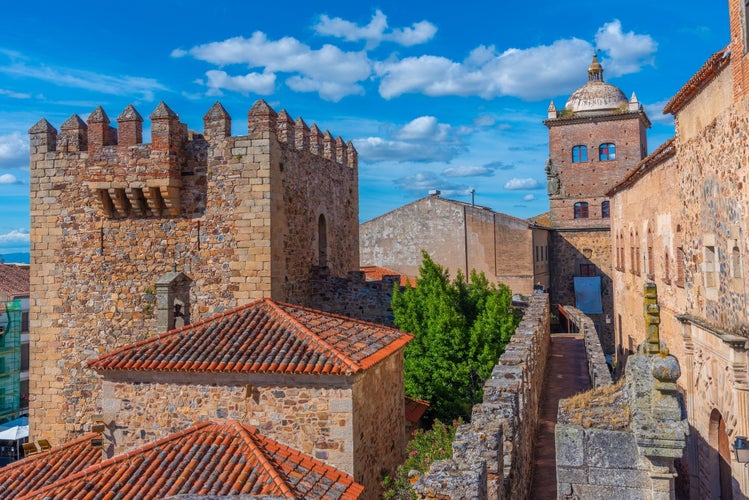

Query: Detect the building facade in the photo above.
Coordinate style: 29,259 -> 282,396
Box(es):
610,1 -> 749,496
359,194 -> 550,295
544,56 -> 650,352
28,100 -> 359,441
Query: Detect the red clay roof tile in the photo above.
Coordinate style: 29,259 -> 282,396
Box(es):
663,47 -> 730,115
0,433 -> 102,498
0,264 -> 29,312
89,298 -> 412,375
360,266 -> 416,287
17,420 -> 364,499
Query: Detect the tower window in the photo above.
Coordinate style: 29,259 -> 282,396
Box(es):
572,145 -> 588,163
599,143 -> 616,161
574,202 -> 589,219
601,201 -> 610,219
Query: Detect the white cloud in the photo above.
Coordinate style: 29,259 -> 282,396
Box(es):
375,20 -> 656,101
353,116 -> 463,162
175,32 -> 371,101
395,116 -> 450,141
595,20 -> 657,77
504,178 -> 540,190
393,171 -> 470,196
442,165 -> 495,177
0,229 -> 29,245
523,194 -> 535,201
314,10 -> 436,48
203,70 -> 276,96
0,133 -> 28,169
0,62 -> 166,101
0,89 -> 30,99
0,174 -> 17,184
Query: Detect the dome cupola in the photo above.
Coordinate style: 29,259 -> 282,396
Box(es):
564,54 -> 629,115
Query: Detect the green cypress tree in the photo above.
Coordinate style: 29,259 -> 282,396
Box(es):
392,252 -> 520,422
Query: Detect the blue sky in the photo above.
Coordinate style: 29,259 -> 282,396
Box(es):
0,1 -> 730,254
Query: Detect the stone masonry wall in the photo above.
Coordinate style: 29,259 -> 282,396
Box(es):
353,351 -> 407,500
415,293 -> 550,500
101,374 -> 355,474
28,100 -> 358,442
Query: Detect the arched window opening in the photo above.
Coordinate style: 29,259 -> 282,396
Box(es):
318,214 -> 328,267
601,200 -> 610,219
635,230 -> 641,276
574,202 -> 589,219
675,224 -> 685,287
664,249 -> 671,283
599,143 -> 616,161
647,227 -> 654,279
630,229 -> 635,274
572,145 -> 588,163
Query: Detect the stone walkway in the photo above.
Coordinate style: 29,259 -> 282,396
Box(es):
529,333 -> 590,500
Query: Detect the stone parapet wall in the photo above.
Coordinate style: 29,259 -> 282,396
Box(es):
308,270 -> 398,326
415,293 -> 550,499
562,306 -> 613,388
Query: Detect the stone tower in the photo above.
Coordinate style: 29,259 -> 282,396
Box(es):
544,55 -> 650,351
28,100 -> 359,442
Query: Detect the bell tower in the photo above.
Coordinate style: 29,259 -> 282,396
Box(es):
544,54 -> 650,352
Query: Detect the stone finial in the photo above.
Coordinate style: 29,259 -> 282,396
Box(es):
87,106 -> 116,152
335,136 -> 347,165
276,109 -> 295,144
628,92 -> 641,112
59,114 -> 88,152
643,282 -> 661,355
88,106 -> 110,124
309,124 -> 323,155
60,114 -> 87,131
295,117 -> 310,150
149,101 -> 178,120
117,105 -> 143,147
346,140 -> 357,169
150,102 -> 183,152
248,99 -> 277,139
547,100 -> 557,119
28,118 -> 58,153
203,101 -> 231,139
322,130 -> 334,160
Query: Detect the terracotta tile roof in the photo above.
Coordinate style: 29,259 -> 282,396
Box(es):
607,138 -> 676,196
89,298 -> 412,375
361,266 -> 416,287
0,264 -> 29,312
404,396 -> 430,424
18,420 -> 364,499
0,433 -> 102,498
528,211 -> 551,228
663,47 -> 730,115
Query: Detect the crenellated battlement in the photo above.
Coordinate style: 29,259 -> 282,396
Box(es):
28,99 -> 358,220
